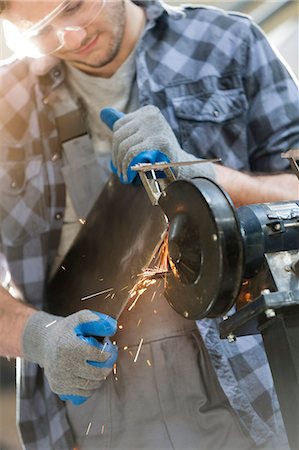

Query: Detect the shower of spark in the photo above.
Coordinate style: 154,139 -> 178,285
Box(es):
127,235 -> 170,312
128,279 -> 156,311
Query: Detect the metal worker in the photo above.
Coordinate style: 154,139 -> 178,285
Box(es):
0,0 -> 298,449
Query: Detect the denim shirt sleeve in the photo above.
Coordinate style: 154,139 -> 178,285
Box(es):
243,21 -> 299,172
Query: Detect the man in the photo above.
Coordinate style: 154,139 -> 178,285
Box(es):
0,0 -> 298,449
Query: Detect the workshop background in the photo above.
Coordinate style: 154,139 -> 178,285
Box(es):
0,1 -> 298,449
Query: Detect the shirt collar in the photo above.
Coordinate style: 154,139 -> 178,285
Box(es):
134,0 -> 184,22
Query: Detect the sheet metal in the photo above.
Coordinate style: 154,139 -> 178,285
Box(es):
45,174 -> 167,319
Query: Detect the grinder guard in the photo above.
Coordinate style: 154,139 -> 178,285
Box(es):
159,178 -> 243,319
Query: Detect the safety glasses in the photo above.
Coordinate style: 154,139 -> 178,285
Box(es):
3,0 -> 106,58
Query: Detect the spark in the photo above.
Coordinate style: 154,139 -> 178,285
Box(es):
113,364 -> 117,375
81,288 -> 113,301
127,279 -> 156,312
114,376 -> 119,381
101,425 -> 105,434
153,309 -> 157,314
137,270 -> 164,280
61,265 -> 66,271
134,338 -> 144,363
129,350 -> 134,357
101,342 -> 108,354
168,253 -> 180,280
79,218 -> 86,225
137,319 -> 142,327
99,278 -> 104,281
86,422 -> 92,435
123,346 -> 128,350
111,293 -> 116,300
146,359 -> 152,367
128,291 -> 144,311
118,325 -> 123,329
151,291 -> 156,302
45,320 -> 57,328
126,234 -> 171,311
104,293 -> 112,299
120,285 -> 129,291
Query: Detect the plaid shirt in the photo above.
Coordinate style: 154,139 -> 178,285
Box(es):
1,1 -> 298,448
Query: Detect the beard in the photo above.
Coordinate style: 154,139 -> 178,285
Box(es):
58,0 -> 126,70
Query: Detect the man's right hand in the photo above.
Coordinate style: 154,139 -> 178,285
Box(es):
22,309 -> 118,404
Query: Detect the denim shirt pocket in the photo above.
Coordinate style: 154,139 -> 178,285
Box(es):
0,154 -> 49,246
166,80 -> 249,167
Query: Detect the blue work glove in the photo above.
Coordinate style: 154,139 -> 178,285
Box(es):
101,105 -> 215,183
22,310 -> 118,405
100,107 -> 169,184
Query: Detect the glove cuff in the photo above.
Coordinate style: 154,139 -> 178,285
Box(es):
22,310 -> 61,366
176,150 -> 216,180
178,162 -> 215,180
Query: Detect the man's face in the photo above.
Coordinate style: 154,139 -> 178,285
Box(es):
5,0 -> 127,71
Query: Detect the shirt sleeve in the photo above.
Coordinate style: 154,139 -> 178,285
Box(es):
243,20 -> 299,172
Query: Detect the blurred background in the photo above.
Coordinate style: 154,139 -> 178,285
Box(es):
0,1 -> 298,449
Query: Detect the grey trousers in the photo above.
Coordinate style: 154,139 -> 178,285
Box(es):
66,284 -> 257,450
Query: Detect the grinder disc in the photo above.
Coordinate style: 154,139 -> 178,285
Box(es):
159,178 -> 244,319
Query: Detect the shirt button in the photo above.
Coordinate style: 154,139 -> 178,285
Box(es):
213,109 -> 220,117
10,180 -> 17,189
43,97 -> 49,105
55,212 -> 62,220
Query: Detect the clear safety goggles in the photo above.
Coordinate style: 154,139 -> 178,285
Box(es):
3,0 -> 106,58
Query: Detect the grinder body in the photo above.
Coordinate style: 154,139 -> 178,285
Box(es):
160,177 -> 299,320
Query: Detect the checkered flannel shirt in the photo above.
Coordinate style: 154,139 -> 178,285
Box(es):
1,1 -> 298,448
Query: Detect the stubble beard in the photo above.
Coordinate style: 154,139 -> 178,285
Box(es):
66,1 -> 126,70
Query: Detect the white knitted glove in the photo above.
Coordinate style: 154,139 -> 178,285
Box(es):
112,105 -> 215,182
22,309 -> 118,404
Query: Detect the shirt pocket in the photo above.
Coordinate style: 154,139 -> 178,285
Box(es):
167,82 -> 249,167
0,155 -> 49,246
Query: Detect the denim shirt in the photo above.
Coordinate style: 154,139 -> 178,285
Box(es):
0,1 -> 298,448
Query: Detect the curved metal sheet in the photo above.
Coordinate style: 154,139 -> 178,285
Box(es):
45,174 -> 167,319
